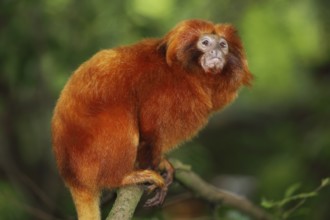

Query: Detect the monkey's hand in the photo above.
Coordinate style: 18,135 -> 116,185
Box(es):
144,159 -> 174,207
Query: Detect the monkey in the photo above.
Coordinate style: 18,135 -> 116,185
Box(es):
51,19 -> 253,220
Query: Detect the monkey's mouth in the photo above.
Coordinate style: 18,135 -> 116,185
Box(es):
202,57 -> 225,74
208,57 -> 222,67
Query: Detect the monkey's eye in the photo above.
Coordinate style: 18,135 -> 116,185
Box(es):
197,36 -> 215,51
202,39 -> 210,46
219,39 -> 228,49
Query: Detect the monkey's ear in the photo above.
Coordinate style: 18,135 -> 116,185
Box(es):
158,20 -> 200,66
158,29 -> 181,66
157,39 -> 173,66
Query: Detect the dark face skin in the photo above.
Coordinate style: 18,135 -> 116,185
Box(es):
197,34 -> 229,74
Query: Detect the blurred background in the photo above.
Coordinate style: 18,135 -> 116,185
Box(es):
0,0 -> 329,219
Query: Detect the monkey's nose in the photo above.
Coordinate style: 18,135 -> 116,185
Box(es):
210,50 -> 221,57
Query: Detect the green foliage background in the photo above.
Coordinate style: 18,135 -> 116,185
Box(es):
0,0 -> 329,219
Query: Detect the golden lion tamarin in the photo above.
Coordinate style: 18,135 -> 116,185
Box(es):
51,19 -> 253,220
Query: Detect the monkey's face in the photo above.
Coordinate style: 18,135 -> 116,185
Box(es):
197,34 -> 229,74
162,20 -> 251,83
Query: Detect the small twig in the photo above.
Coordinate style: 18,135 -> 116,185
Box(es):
106,159 -> 272,220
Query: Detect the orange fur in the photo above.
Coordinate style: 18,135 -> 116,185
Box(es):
51,19 -> 252,219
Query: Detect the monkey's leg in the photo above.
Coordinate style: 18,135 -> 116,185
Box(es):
144,158 -> 174,207
69,187 -> 101,220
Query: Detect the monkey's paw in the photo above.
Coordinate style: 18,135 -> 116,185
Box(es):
144,187 -> 168,207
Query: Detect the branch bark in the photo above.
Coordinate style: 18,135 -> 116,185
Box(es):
106,159 -> 272,220
105,185 -> 144,220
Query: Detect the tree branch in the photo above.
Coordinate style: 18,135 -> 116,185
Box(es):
105,185 -> 144,220
170,159 -> 272,220
106,159 -> 272,220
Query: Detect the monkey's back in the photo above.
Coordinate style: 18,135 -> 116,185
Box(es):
51,48 -> 145,189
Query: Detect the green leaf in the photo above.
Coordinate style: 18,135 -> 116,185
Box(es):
261,198 -> 277,208
284,183 -> 301,198
321,178 -> 330,188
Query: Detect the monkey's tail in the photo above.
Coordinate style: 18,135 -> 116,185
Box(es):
69,187 -> 101,220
